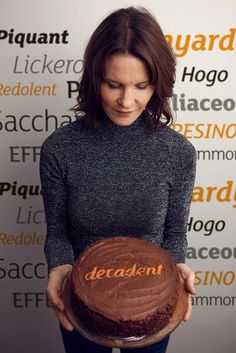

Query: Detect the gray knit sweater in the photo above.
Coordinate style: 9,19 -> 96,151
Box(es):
40,112 -> 197,272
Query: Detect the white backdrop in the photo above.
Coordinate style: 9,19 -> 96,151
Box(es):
0,1 -> 235,353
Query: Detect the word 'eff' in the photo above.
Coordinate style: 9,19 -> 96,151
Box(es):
85,263 -> 164,281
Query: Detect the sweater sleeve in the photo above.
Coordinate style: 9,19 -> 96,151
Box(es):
161,140 -> 197,263
40,140 -> 75,272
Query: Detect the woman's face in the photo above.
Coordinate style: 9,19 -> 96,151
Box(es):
100,53 -> 155,126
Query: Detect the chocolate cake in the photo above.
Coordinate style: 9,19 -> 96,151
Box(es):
70,236 -> 180,337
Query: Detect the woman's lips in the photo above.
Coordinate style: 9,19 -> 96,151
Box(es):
116,110 -> 133,115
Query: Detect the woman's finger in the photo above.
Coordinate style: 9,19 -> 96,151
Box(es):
176,264 -> 195,321
183,294 -> 192,321
185,271 -> 196,295
46,285 -> 64,311
177,264 -> 196,295
46,265 -> 73,330
52,306 -> 74,331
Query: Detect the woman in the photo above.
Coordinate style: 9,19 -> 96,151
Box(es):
40,6 -> 197,353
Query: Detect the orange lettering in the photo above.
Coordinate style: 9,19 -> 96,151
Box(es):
114,268 -> 126,277
125,264 -> 137,277
106,268 -> 114,278
136,267 -> 146,276
85,266 -> 98,281
84,263 -> 165,281
96,269 -> 106,279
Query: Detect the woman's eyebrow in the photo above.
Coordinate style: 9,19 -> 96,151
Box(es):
105,78 -> 150,84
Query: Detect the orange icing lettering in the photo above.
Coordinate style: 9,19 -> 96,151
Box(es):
114,268 -> 125,277
136,267 -> 146,276
85,266 -> 98,281
125,264 -> 137,276
84,263 -> 164,281
146,264 -> 163,275
96,269 -> 106,279
106,269 -> 114,278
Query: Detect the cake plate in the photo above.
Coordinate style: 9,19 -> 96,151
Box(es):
61,273 -> 189,348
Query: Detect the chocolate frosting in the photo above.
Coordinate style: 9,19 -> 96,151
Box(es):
71,237 -> 180,323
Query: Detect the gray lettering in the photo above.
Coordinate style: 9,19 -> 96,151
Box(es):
182,67 -> 229,86
187,246 -> 236,260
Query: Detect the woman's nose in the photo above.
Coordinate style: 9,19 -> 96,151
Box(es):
118,88 -> 134,108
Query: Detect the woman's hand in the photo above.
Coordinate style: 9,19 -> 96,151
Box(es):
47,264 -> 74,331
176,263 -> 196,321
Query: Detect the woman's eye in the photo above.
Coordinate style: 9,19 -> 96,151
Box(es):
107,83 -> 120,89
105,82 -> 149,90
137,85 -> 148,90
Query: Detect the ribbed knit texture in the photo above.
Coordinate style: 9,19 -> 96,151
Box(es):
40,112 -> 197,272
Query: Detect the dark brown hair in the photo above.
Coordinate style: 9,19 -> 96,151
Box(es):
72,6 -> 177,132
